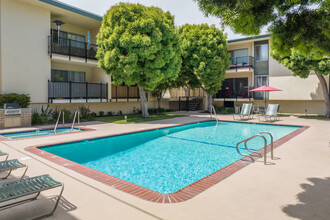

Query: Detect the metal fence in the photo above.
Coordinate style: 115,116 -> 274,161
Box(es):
48,36 -> 98,62
48,81 -> 108,103
229,56 -> 255,71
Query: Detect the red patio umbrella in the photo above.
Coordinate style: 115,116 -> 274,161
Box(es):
250,85 -> 281,107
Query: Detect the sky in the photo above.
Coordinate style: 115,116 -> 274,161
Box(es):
60,0 -> 268,40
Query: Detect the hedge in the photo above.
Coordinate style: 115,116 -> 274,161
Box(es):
0,93 -> 31,108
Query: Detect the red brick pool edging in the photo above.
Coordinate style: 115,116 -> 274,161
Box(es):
25,121 -> 309,203
0,126 -> 95,141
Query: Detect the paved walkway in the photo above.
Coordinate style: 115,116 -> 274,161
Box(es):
0,113 -> 329,220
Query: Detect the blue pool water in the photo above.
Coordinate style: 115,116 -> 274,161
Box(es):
40,121 -> 300,193
1,128 -> 82,139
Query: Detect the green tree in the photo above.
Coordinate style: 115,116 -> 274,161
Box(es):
194,0 -> 330,116
97,3 -> 182,117
151,78 -> 178,110
178,24 -> 230,112
194,0 -> 329,57
271,50 -> 330,117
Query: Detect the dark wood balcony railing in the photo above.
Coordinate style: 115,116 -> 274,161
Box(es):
48,80 -> 108,103
48,36 -> 98,62
111,86 -> 142,102
229,56 -> 254,71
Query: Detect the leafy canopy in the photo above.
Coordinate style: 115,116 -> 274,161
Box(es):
96,3 -> 182,91
178,24 -> 230,95
271,49 -> 330,78
194,0 -> 329,58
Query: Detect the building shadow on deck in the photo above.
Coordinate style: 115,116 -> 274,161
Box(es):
282,177 -> 330,220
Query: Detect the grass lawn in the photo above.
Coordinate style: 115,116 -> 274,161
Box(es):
278,114 -> 329,120
93,114 -> 188,124
297,115 -> 330,120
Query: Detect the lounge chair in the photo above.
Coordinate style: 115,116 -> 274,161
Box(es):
0,174 -> 64,219
0,159 -> 28,180
258,104 -> 279,122
233,103 -> 253,120
0,150 -> 8,161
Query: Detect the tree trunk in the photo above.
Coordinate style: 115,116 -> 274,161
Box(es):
207,93 -> 212,113
315,70 -> 330,118
201,87 -> 212,112
157,96 -> 162,110
139,87 -> 149,118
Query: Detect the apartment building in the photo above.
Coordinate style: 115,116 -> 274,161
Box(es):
0,0 -> 328,115
0,0 -> 164,115
212,35 -> 329,115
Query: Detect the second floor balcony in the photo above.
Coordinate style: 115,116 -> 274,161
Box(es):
48,36 -> 98,62
229,56 -> 254,72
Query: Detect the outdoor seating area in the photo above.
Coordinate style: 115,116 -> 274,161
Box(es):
233,103 -> 280,122
0,0 -> 328,219
0,151 -> 64,219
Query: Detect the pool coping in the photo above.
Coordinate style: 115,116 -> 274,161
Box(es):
0,126 -> 95,141
25,120 -> 309,203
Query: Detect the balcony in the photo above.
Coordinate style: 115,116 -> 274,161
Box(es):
48,36 -> 98,62
229,56 -> 254,72
213,86 -> 254,101
48,81 -> 108,103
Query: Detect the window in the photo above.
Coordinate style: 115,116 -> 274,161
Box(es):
214,77 -> 249,98
51,29 -> 86,48
229,49 -> 249,66
255,44 -> 268,62
255,75 -> 268,87
51,70 -> 86,83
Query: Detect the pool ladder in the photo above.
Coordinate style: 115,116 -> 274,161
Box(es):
210,106 -> 219,124
236,131 -> 274,165
71,111 -> 80,131
54,111 -> 64,134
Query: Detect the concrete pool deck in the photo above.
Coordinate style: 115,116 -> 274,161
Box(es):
0,113 -> 329,220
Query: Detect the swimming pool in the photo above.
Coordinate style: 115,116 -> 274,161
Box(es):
1,128 -> 82,140
39,121 -> 301,196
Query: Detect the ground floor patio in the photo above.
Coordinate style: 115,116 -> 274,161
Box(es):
0,112 -> 329,220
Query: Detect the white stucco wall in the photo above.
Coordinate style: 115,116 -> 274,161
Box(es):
269,57 -> 326,100
0,0 -> 51,103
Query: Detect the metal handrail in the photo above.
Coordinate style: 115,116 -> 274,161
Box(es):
210,106 -> 219,124
54,111 -> 62,134
71,111 -> 78,131
236,132 -> 274,165
259,131 -> 274,159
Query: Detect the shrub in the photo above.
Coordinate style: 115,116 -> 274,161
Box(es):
0,93 -> 31,108
79,105 -> 91,119
107,111 -> 113,116
148,108 -> 169,114
90,112 -> 97,117
40,105 -> 52,119
225,107 -> 235,114
62,109 -> 72,122
214,106 -> 235,114
99,111 -> 105,117
32,112 -> 48,125
51,107 -> 61,121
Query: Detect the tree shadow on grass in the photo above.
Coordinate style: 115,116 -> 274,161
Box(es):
282,177 -> 330,220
